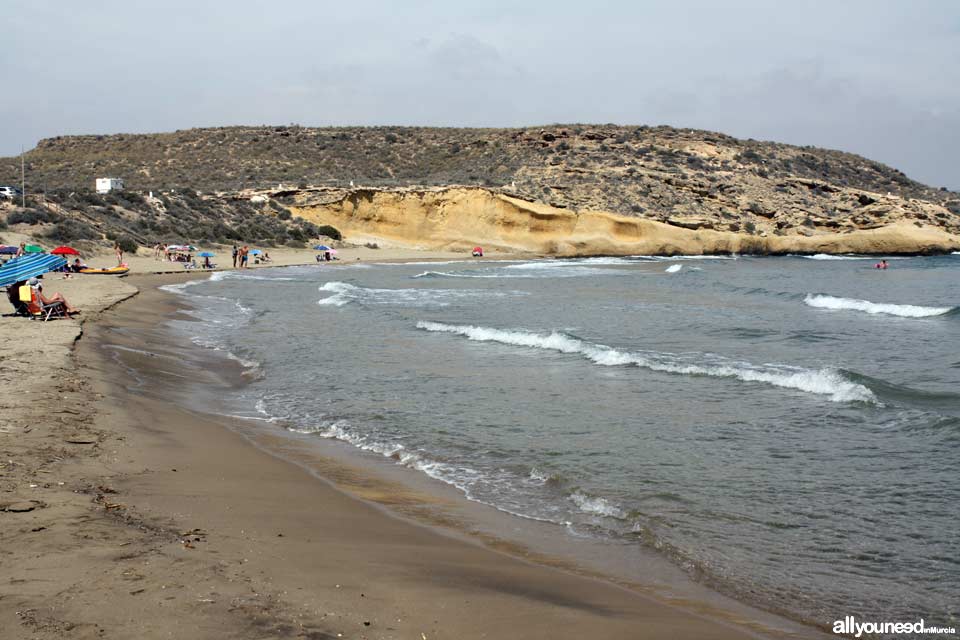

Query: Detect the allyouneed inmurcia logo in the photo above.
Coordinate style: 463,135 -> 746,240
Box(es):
833,616 -> 956,637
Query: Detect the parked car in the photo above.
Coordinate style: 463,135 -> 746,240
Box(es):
0,186 -> 22,199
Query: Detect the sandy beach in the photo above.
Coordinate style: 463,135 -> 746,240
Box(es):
0,259 -> 831,640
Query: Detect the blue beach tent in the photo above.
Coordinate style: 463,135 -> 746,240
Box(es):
0,253 -> 68,288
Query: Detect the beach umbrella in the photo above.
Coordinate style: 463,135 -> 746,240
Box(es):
249,249 -> 262,255
0,245 -> 17,255
198,251 -> 216,257
0,253 -> 67,288
51,246 -> 81,256
313,244 -> 331,251
24,244 -> 44,253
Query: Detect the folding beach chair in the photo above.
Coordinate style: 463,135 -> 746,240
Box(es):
21,285 -> 67,321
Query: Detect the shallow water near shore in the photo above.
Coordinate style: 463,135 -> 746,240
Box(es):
153,255 -> 959,628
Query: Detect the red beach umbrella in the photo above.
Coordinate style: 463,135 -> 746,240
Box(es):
51,246 -> 81,256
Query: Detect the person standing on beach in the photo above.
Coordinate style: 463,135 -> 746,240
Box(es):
115,242 -> 123,266
232,244 -> 239,268
240,245 -> 249,268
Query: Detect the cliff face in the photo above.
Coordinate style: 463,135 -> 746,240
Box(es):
288,187 -> 960,256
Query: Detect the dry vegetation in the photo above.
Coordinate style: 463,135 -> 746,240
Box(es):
0,189 -> 338,249
1,124 -> 958,249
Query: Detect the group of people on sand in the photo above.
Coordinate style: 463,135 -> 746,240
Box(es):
230,245 -> 269,268
232,245 -> 249,268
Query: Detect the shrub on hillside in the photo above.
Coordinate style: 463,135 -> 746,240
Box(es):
315,225 -> 341,240
44,219 -> 100,242
8,208 -> 59,225
116,235 -> 138,254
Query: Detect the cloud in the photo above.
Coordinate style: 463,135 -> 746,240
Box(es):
1,0 -> 958,187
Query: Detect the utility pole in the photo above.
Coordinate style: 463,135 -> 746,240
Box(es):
20,146 -> 26,207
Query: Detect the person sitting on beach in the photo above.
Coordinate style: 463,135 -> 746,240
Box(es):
261,251 -> 271,262
71,258 -> 88,273
15,242 -> 25,258
29,277 -> 79,314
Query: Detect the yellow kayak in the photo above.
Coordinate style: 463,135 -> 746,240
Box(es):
79,267 -> 130,275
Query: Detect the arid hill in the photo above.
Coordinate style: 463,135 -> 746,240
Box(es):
1,125 -> 959,254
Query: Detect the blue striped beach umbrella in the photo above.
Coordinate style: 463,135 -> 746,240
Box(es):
0,253 -> 68,288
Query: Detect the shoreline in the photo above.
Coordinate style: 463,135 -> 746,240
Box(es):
0,261 -> 831,639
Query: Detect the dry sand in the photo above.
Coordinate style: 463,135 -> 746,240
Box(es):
0,264 -> 830,639
112,245 -> 532,276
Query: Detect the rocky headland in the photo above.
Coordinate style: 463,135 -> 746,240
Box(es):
2,125 -> 958,255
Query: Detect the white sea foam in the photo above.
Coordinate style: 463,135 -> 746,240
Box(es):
412,270 -> 505,279
800,254 -> 874,261
215,272 -> 297,282
159,279 -> 207,294
665,264 -> 683,273
569,491 -> 627,519
636,254 -> 737,261
804,294 -> 953,318
317,281 -> 518,307
416,321 -> 876,403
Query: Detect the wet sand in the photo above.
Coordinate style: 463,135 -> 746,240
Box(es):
0,269 -> 830,639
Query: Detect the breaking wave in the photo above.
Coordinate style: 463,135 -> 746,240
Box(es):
569,491 -> 627,519
416,321 -> 877,403
665,264 -> 683,273
412,270 -> 507,279
318,281 -> 518,307
159,278 -> 208,294
804,294 -> 954,318
799,254 -> 876,261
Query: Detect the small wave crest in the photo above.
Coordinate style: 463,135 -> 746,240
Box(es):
799,254 -> 875,261
318,281 -> 517,307
665,264 -> 682,273
213,272 -> 297,282
416,321 -> 877,403
412,270 -> 503,279
569,491 -> 627,519
804,294 -> 954,318
159,279 -> 207,295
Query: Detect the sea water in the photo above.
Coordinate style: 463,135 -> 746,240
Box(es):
158,254 -> 960,628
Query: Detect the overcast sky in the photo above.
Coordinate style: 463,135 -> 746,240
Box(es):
3,0 -> 958,188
